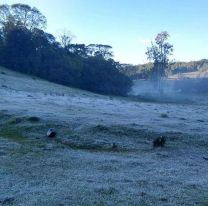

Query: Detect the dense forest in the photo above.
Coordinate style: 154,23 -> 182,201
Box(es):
121,59 -> 208,80
0,4 -> 132,95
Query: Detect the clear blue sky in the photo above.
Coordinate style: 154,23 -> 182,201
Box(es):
1,0 -> 208,64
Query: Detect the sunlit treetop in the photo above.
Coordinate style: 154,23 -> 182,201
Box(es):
0,3 -> 47,31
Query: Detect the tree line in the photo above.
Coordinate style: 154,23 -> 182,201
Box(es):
121,59 -> 208,80
0,4 -> 132,95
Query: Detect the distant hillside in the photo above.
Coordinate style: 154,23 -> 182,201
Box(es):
170,59 -> 208,74
121,59 -> 208,79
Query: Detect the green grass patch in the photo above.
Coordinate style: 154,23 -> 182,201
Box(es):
198,196 -> 208,206
27,116 -> 40,122
8,117 -> 24,124
6,116 -> 40,125
0,125 -> 26,142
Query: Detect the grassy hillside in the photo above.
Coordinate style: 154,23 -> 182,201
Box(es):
1,66 -> 208,206
170,59 -> 208,74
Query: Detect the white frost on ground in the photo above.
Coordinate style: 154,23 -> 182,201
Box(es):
0,67 -> 208,206
1,72 -> 208,135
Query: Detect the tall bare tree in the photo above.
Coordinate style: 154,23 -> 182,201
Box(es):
56,29 -> 74,49
146,31 -> 173,93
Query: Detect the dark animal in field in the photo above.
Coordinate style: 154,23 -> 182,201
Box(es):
153,136 -> 166,147
47,128 -> 56,138
112,142 -> 117,149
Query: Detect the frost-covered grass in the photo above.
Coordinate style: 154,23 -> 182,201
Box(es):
0,66 -> 208,205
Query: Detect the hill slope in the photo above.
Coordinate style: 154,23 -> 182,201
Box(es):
0,67 -> 208,206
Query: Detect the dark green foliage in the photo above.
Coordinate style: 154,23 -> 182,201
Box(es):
80,57 -> 132,95
0,3 -> 132,96
120,63 -> 153,79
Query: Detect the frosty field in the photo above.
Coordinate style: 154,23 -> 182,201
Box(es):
0,67 -> 208,206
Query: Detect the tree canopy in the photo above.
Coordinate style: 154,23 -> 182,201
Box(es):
146,31 -> 173,91
0,4 -> 47,31
0,4 -> 132,96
